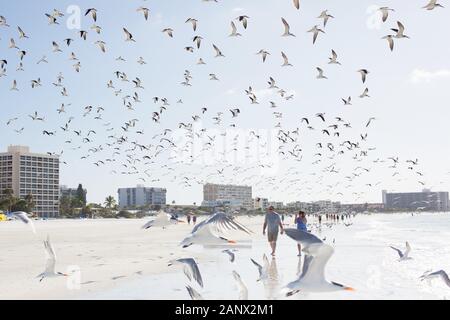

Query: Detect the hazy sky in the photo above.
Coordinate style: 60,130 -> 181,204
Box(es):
1,0 -> 450,205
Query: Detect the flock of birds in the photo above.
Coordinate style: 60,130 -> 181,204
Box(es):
1,0 -> 448,205
8,209 -> 450,299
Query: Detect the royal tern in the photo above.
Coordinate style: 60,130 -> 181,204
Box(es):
10,211 -> 36,234
180,212 -> 252,248
37,235 -> 68,281
142,211 -> 183,229
390,242 -> 412,261
168,258 -> 203,288
283,229 -> 354,295
420,270 -> 450,287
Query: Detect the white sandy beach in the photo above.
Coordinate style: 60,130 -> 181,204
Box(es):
1,213 -> 449,300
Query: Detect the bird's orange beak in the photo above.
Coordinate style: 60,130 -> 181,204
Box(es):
344,286 -> 355,291
228,240 -> 237,244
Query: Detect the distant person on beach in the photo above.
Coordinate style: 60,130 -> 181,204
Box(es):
263,206 -> 284,257
318,215 -> 322,224
281,214 -> 285,223
192,215 -> 197,225
187,214 -> 191,225
295,211 -> 308,256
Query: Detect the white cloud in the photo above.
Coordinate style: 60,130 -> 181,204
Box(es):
410,68 -> 450,84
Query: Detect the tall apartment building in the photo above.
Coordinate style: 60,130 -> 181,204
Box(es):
0,146 -> 60,217
202,183 -> 253,209
382,189 -> 449,211
118,185 -> 167,208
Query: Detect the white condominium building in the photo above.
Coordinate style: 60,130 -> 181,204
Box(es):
0,146 -> 60,217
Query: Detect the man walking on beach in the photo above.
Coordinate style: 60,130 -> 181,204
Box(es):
263,206 -> 284,257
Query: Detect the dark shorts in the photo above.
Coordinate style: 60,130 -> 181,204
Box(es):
268,231 -> 278,242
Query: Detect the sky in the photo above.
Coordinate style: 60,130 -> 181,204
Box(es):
1,0 -> 450,206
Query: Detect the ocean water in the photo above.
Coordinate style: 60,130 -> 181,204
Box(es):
81,213 -> 450,300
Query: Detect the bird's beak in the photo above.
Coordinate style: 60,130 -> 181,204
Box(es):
344,286 -> 355,291
228,240 -> 237,244
178,220 -> 185,223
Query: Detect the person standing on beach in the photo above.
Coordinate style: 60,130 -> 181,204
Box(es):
294,211 -> 308,256
192,215 -> 197,225
187,214 -> 191,225
263,206 -> 284,257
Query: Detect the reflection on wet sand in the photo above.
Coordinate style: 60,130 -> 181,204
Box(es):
263,257 -> 280,300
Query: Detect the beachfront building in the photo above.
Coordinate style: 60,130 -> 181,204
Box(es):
202,183 -> 253,209
117,185 -> 167,208
253,197 -> 269,210
286,200 -> 341,213
382,189 -> 450,211
268,201 -> 285,210
60,185 -> 87,201
0,146 -> 60,217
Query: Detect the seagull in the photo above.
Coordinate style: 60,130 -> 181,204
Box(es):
236,15 -> 250,29
232,271 -> 248,300
10,211 -> 36,234
123,28 -> 136,42
162,28 -> 174,38
95,41 -> 106,53
420,270 -> 450,287
142,211 -> 183,229
168,258 -> 203,288
281,18 -> 295,37
250,255 -> 269,282
10,79 -> 19,91
390,242 -> 412,261
382,35 -> 394,51
357,69 -> 369,83
391,21 -> 409,39
316,67 -> 327,79
379,7 -> 395,22
423,0 -> 444,10
137,7 -> 150,20
186,18 -> 198,31
307,25 -> 325,44
281,51 -> 293,67
359,88 -> 370,98
37,235 -> 69,281
186,286 -> 204,300
213,44 -> 225,57
342,97 -> 352,105
328,50 -> 341,65
180,212 -> 252,248
222,249 -> 235,262
17,26 -> 29,38
85,8 -> 98,22
229,21 -> 242,37
283,229 -> 355,295
318,10 -> 334,27
257,49 -> 270,62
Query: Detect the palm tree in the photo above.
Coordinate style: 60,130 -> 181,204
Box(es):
25,192 -> 35,212
2,189 -> 15,212
104,196 -> 117,209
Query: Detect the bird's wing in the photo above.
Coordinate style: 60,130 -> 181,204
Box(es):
43,236 -> 56,273
390,246 -> 404,258
250,258 -> 263,277
179,258 -> 203,288
192,212 -> 252,235
300,243 -> 334,284
186,286 -> 204,300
